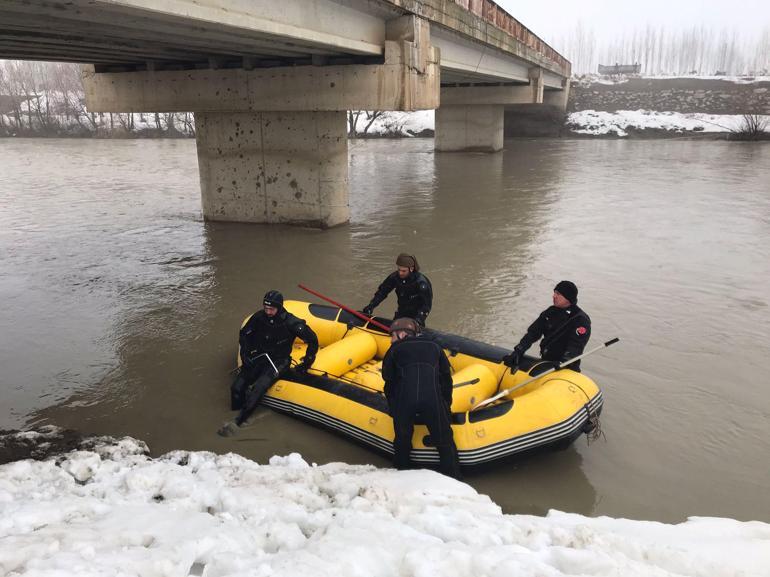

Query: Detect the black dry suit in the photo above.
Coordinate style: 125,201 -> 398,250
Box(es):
381,334 -> 461,479
231,309 -> 318,425
517,304 -> 591,371
367,271 -> 433,326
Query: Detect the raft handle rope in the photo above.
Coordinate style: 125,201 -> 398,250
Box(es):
472,338 -> 620,411
561,377 -> 606,444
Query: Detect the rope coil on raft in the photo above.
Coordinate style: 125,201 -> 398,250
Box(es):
584,409 -> 605,444
567,378 -> 606,444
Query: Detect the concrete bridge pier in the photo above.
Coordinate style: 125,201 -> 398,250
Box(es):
435,104 -> 505,152
195,111 -> 348,227
435,82 -> 538,152
543,78 -> 571,109
82,15 -> 438,227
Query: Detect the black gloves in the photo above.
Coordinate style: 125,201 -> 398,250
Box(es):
416,311 -> 427,327
362,305 -> 374,317
295,355 -> 315,374
242,354 -> 257,371
502,347 -> 523,368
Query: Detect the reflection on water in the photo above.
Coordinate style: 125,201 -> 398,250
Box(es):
2,137 -> 769,522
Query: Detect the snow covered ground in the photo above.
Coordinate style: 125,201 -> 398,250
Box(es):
574,74 -> 770,86
566,110 -> 770,137
349,110 -> 434,137
1,433 -> 769,577
643,75 -> 770,84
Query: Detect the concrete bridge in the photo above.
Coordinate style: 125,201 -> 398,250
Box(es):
0,0 -> 571,227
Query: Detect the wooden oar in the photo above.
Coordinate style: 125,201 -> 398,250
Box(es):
472,338 -> 620,411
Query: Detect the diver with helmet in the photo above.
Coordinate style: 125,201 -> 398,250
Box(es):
362,253 -> 433,327
218,290 -> 318,437
381,317 -> 462,479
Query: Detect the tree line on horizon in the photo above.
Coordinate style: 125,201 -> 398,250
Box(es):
554,23 -> 770,76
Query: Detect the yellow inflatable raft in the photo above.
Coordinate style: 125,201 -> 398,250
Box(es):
243,300 -> 604,469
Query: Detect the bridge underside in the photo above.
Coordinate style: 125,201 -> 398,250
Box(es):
0,0 -> 571,227
0,0 -> 394,68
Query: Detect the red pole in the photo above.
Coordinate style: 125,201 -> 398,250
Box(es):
297,284 -> 391,332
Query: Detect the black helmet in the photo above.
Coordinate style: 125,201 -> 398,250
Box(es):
263,290 -> 284,309
388,317 -> 420,336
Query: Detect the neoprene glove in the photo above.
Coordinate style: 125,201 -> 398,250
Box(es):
242,354 -> 257,370
296,355 -> 315,373
502,347 -> 523,368
362,305 -> 374,317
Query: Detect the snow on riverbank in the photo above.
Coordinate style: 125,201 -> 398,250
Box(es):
350,110 -> 434,137
574,74 -> 770,86
566,110 -> 770,137
1,435 -> 768,577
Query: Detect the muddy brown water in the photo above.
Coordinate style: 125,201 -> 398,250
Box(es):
1,137 -> 769,522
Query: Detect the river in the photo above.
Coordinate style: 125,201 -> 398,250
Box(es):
1,137 -> 768,523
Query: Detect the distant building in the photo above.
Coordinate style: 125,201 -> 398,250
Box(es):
598,63 -> 641,75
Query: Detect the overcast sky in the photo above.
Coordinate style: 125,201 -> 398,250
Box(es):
497,0 -> 770,43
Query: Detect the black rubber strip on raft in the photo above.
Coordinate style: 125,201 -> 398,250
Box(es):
285,370 -> 521,426
262,394 -> 603,473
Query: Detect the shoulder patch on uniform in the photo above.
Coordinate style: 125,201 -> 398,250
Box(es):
576,326 -> 587,336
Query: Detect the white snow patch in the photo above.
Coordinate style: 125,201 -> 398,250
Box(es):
566,109 -> 770,137
348,110 -> 434,137
574,74 -> 770,86
642,74 -> 770,84
1,437 -> 768,576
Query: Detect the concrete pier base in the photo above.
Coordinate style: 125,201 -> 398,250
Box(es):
434,104 -> 504,152
195,110 -> 348,227
543,81 -> 571,108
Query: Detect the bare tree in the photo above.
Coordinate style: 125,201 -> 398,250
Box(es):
731,114 -> 769,140
555,23 -> 768,76
347,110 -> 384,137
182,112 -> 195,136
347,110 -> 362,137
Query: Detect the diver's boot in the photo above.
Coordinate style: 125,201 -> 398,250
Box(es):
216,421 -> 239,437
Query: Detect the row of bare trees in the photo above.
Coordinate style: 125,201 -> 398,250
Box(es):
1,60 -> 389,138
555,24 -> 770,76
0,60 -> 194,136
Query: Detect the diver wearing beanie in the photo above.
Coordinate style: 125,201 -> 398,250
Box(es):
502,280 -> 591,372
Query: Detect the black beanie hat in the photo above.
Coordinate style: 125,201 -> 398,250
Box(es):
263,290 -> 284,309
554,280 -> 578,304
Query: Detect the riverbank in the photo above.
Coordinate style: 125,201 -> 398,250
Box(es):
569,76 -> 770,115
565,110 -> 770,139
4,75 -> 769,140
1,429 -> 768,577
4,107 -> 767,140
562,75 -> 770,139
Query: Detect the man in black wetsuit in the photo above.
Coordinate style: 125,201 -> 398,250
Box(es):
362,254 -> 433,327
218,290 -> 318,437
503,280 -> 591,372
381,317 -> 461,479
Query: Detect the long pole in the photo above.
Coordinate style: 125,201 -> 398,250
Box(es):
298,284 -> 391,332
472,338 -> 620,411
